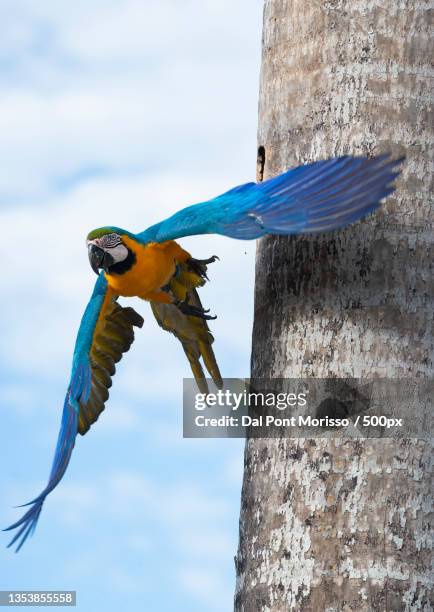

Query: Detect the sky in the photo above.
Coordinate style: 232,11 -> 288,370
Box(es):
0,2 -> 263,611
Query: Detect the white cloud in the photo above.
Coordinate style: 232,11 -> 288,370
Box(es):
96,401 -> 143,433
0,4 -> 262,608
48,468 -> 233,530
93,471 -> 231,524
0,0 -> 262,200
50,482 -> 99,527
221,452 -> 245,488
178,566 -> 233,611
2,1 -> 261,64
47,469 -> 238,607
0,171 -> 255,383
0,0 -> 259,393
0,383 -> 37,416
176,529 -> 234,561
45,468 -> 238,571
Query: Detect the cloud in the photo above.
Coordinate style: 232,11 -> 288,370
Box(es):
106,471 -> 231,524
178,566 -> 233,611
0,383 -> 36,416
44,467 -> 239,601
0,3 -> 262,609
50,483 -> 99,527
0,0 -> 262,201
60,1 -> 260,64
176,529 -> 234,562
0,0 -> 258,396
57,469 -> 237,607
0,171 -> 255,381
44,466 -> 236,535
221,452 -> 245,488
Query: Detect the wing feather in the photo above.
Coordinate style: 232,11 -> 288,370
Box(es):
4,274 -> 143,551
137,154 -> 403,243
78,295 -> 144,435
150,261 -> 222,393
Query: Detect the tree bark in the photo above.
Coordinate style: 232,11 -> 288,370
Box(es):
235,1 -> 433,611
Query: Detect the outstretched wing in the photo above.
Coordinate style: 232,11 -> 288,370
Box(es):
137,154 -> 402,243
4,274 -> 143,552
150,259 -> 222,394
77,282 -> 144,434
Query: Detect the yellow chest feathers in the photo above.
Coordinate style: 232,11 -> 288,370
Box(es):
105,237 -> 190,299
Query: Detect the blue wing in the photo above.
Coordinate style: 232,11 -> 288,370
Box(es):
138,154 -> 402,243
4,274 -> 142,552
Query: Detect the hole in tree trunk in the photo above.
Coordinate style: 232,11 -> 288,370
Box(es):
257,146 -> 265,182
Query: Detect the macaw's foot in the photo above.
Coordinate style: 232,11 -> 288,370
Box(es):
187,255 -> 219,281
175,296 -> 217,320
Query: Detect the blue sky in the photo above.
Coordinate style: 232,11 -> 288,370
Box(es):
0,2 -> 263,610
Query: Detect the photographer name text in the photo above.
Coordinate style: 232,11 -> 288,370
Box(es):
194,414 -> 403,429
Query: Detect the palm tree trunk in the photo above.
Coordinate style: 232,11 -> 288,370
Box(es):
235,1 -> 433,610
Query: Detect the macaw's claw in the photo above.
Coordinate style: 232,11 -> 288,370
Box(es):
186,255 -> 220,281
190,255 -> 219,266
175,298 -> 217,320
201,255 -> 220,265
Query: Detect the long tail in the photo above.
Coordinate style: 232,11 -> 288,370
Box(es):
3,364 -> 88,551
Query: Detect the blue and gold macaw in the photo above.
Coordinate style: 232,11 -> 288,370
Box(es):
5,153 -> 402,550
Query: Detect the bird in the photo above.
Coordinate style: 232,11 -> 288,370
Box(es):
4,153 -> 402,551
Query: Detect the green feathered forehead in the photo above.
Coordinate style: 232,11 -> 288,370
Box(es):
86,226 -> 128,241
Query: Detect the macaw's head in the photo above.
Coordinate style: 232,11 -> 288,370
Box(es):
86,227 -> 134,275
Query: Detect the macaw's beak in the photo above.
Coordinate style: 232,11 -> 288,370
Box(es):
88,244 -> 114,275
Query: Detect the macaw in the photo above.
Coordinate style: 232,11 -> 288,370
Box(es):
5,153 -> 402,551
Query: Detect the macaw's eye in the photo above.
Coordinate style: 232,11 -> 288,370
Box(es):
102,233 -> 122,248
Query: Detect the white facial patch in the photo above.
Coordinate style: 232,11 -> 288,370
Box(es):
106,243 -> 129,264
87,235 -> 129,265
